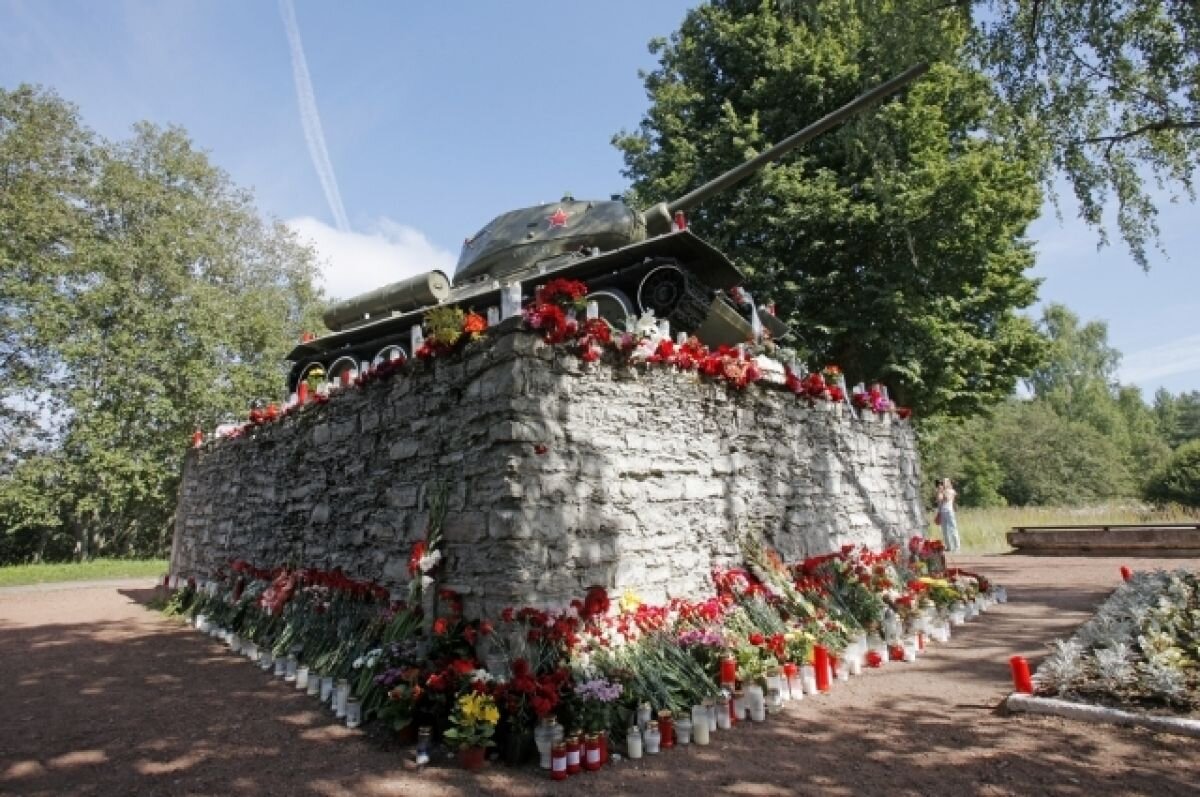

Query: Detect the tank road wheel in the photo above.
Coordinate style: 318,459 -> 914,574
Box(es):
583,288 -> 634,329
372,344 -> 407,367
636,263 -> 711,334
327,356 -> 358,385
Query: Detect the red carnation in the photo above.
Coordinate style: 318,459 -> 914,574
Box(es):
582,586 -> 610,619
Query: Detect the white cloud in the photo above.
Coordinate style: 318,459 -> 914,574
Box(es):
1120,334 -> 1200,385
287,216 -> 457,300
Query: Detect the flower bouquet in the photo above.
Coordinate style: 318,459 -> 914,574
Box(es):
444,691 -> 500,770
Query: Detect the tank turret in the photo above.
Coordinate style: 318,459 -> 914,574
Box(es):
286,64 -> 928,391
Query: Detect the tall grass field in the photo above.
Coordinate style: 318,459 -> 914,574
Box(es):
0,558 -> 168,588
930,505 -> 1200,553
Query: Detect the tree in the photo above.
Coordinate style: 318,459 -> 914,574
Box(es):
1154,389 -> 1200,448
921,397 -> 1136,507
0,86 -> 326,562
971,0 -> 1200,269
1146,439 -> 1200,507
614,0 -> 1046,417
1024,304 -> 1171,486
0,85 -> 93,475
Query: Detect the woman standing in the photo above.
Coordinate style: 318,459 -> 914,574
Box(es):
935,477 -> 960,553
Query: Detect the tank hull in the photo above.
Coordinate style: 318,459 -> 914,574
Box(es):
285,230 -> 752,391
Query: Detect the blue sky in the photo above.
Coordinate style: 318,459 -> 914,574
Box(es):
3,0 -> 1197,397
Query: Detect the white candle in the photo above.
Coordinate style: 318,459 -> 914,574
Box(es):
691,706 -> 710,745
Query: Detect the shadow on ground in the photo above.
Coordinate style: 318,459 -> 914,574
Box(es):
0,559 -> 1197,796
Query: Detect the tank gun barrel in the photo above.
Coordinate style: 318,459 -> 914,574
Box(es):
663,63 -> 929,215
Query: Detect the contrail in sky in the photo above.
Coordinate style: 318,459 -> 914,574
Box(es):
279,0 -> 351,232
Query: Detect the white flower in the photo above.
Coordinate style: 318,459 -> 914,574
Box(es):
418,550 -> 442,573
352,656 -> 365,669
421,575 -> 435,589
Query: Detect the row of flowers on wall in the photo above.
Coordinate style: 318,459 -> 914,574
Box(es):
192,278 -> 911,447
165,532 -> 1003,775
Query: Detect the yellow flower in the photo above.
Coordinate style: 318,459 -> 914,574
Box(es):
458,693 -> 498,727
620,589 -> 642,613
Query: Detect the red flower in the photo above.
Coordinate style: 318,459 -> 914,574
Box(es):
749,632 -> 765,646
462,311 -> 487,336
479,619 -> 494,636
501,607 -> 515,623
511,658 -> 531,678
432,617 -> 449,635
407,540 -> 426,577
582,585 -> 610,619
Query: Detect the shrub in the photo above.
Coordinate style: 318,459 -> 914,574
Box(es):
1145,440 -> 1200,507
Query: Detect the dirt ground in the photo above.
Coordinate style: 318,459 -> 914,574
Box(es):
2,555 -> 1198,797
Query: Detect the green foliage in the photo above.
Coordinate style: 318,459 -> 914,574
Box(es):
923,399 -> 1135,508
971,0 -> 1200,269
1146,440 -> 1200,507
990,400 -> 1134,506
1154,390 -> 1200,449
0,85 -> 325,563
614,1 -> 1046,416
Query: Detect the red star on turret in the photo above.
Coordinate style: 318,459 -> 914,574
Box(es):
547,208 -> 569,228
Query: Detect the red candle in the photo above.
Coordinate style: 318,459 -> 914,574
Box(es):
341,369 -> 352,387
565,736 -> 581,775
297,381 -> 309,405
191,429 -> 203,448
658,711 -> 674,748
813,645 -> 831,692
584,735 -> 601,771
917,632 -> 926,652
598,733 -> 608,764
1120,566 -> 1133,582
1009,655 -> 1034,693
551,744 -> 567,780
719,652 -> 737,685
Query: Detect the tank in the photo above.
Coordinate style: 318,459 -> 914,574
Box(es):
286,64 -> 928,391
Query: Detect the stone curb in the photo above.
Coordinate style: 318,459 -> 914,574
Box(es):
0,577 -> 159,596
1006,692 -> 1200,738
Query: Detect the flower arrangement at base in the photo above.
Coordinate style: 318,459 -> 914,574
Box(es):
444,691 -> 500,770
572,677 -> 624,734
163,530 -> 1004,778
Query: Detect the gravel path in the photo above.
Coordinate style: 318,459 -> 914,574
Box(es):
1,555 -> 1198,797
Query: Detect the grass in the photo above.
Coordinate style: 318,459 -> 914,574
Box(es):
931,504 -> 1200,554
0,558 -> 168,588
